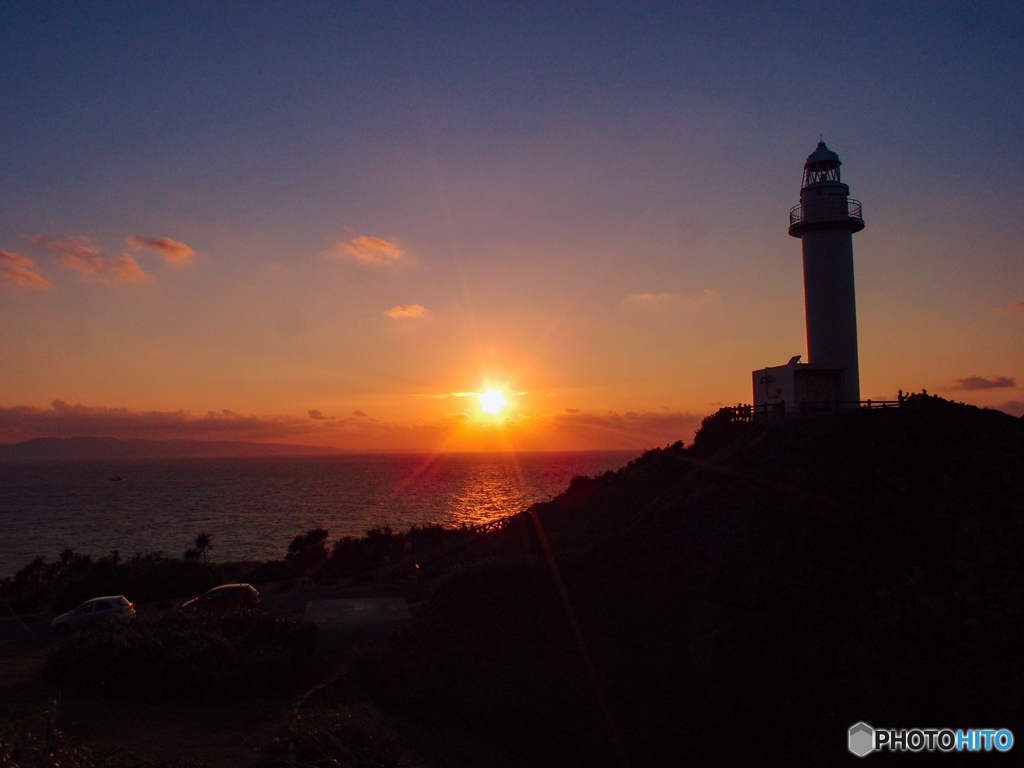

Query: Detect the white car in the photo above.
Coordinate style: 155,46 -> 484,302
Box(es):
51,595 -> 135,634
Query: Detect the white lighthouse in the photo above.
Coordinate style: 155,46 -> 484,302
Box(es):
752,141 -> 865,411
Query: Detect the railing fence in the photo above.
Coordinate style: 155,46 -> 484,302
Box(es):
726,399 -> 900,422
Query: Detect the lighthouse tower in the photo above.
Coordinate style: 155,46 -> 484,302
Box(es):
752,141 -> 865,412
788,141 -> 864,403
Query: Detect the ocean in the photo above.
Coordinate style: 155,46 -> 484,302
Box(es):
0,451 -> 638,577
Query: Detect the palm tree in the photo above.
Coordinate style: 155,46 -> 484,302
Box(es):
194,532 -> 212,565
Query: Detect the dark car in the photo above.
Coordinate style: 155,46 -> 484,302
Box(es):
182,583 -> 261,610
52,595 -> 135,634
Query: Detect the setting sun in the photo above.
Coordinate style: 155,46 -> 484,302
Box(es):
478,389 -> 507,415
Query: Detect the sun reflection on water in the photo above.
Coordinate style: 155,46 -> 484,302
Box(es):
0,452 -> 637,575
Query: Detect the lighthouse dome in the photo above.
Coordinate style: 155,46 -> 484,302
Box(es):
806,141 -> 840,167
802,141 -> 842,187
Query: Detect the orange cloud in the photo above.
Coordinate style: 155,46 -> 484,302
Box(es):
126,236 -> 196,266
109,254 -> 153,284
0,249 -> 52,290
0,249 -> 33,267
0,400 -> 707,451
0,401 -> 317,443
60,253 -> 151,284
25,235 -> 102,258
625,292 -> 675,304
996,301 -> 1024,317
30,235 -> 152,284
323,235 -> 404,265
384,303 -> 428,319
624,288 -> 722,309
60,253 -> 109,281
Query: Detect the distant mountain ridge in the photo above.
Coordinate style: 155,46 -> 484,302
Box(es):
0,436 -> 343,459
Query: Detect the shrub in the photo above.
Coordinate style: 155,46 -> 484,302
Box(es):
286,527 -> 330,573
45,610 -> 319,701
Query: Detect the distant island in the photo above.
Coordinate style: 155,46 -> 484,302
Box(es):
0,436 -> 344,459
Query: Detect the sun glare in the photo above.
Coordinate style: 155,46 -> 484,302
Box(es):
479,389 -> 507,415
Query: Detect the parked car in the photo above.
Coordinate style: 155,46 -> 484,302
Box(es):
52,595 -> 135,634
182,583 -> 261,610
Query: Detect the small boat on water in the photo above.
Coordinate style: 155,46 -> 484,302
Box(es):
108,475 -> 123,482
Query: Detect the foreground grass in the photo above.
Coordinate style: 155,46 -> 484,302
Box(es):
46,610 -> 319,701
2,706 -> 202,768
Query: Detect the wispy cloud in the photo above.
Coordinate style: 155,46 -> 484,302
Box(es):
25,235 -> 102,258
0,400 -> 708,451
322,235 -> 404,266
0,249 -> 52,290
0,401 -> 320,443
58,253 -> 110,281
29,235 -> 153,284
307,410 -> 335,420
948,375 -> 1016,391
996,301 -> 1024,317
625,292 -> 675,304
624,288 -> 722,310
126,236 -> 196,266
108,254 -> 153,284
384,304 -> 428,319
0,250 -> 34,267
60,252 -> 152,284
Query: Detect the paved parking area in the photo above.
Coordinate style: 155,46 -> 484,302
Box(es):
304,596 -> 412,627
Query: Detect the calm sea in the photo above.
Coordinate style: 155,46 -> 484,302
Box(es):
0,451 -> 637,577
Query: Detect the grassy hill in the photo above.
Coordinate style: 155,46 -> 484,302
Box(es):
308,394 -> 1023,766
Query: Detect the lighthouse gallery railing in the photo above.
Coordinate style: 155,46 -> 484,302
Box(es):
789,198 -> 862,226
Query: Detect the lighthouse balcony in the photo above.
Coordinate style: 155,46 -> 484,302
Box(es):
789,198 -> 862,225
788,198 -> 863,236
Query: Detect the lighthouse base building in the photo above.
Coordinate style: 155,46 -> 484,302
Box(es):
753,141 -> 864,413
752,356 -> 845,413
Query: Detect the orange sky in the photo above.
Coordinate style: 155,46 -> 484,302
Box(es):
2,5 -> 1022,450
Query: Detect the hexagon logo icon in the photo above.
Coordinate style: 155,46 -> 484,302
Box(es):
849,722 -> 875,757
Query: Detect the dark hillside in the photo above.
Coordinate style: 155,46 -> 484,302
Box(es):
338,395 -> 1023,766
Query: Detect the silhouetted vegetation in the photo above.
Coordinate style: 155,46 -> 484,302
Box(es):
0,547 -> 265,614
185,530 -> 212,564
286,526 -> 330,572
46,610 -> 318,701
300,394 -> 1023,766
1,706 -> 201,767
320,523 -> 468,580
